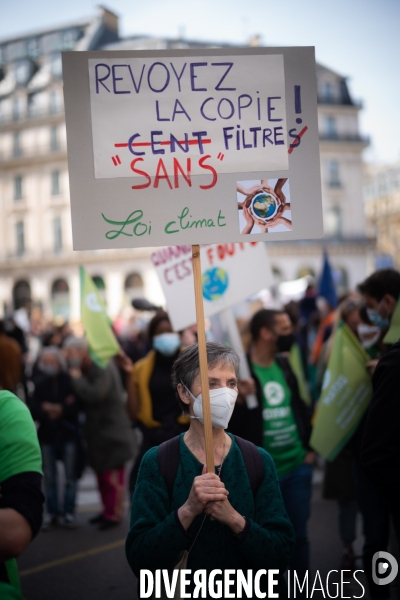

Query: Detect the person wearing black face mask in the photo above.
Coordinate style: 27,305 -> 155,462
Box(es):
229,309 -> 313,595
127,311 -> 190,496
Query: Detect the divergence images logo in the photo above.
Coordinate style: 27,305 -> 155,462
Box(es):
372,551 -> 398,586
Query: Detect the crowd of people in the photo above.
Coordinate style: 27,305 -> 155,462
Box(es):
0,267 -> 399,600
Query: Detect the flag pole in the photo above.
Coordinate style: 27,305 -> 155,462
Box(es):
191,244 -> 214,473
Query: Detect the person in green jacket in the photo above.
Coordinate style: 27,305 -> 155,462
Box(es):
126,342 -> 294,598
0,390 -> 44,600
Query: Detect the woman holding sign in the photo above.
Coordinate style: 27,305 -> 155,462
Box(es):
126,342 -> 294,599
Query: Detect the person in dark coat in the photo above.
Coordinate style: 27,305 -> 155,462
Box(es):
64,337 -> 135,530
127,311 -> 189,495
358,269 -> 400,545
30,346 -> 79,530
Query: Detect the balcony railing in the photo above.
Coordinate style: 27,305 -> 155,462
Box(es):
317,97 -> 363,108
319,132 -> 370,144
0,105 -> 64,125
0,142 -> 67,163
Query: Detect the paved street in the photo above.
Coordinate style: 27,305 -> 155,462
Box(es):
16,469 -> 376,600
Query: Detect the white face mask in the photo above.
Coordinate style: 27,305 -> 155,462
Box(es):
357,323 -> 381,349
183,384 -> 238,429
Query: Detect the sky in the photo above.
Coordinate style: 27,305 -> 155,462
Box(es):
0,0 -> 399,164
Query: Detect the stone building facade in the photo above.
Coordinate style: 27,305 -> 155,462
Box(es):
0,7 -> 373,321
364,161 -> 400,269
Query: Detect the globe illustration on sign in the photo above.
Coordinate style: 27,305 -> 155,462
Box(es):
251,192 -> 278,221
202,268 -> 229,301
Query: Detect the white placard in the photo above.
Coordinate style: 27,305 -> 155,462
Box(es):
88,55 -> 288,178
151,241 -> 272,331
63,47 -> 323,249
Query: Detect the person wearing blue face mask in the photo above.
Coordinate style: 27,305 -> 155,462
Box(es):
357,269 -> 400,550
128,311 -> 189,495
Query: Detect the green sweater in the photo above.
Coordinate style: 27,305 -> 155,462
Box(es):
126,434 -> 294,595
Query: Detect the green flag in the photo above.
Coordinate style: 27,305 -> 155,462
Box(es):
80,266 -> 120,368
310,322 -> 372,461
383,296 -> 400,344
289,342 -> 312,405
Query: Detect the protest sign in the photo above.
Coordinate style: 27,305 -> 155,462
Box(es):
63,47 -> 323,250
151,241 -> 272,331
64,47 -> 323,472
310,323 -> 372,461
80,266 -> 120,367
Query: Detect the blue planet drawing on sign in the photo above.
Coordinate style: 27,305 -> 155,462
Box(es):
202,268 -> 229,301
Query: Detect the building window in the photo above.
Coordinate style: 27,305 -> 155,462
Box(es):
15,60 -> 30,85
8,41 -> 27,61
322,82 -> 333,103
27,94 -> 35,116
93,276 -> 106,291
51,278 -> 70,319
28,38 -> 40,58
12,280 -> 31,310
326,116 -> 336,139
13,98 -> 21,121
50,53 -> 62,78
325,207 -> 342,238
50,126 -> 59,151
51,170 -> 60,195
14,175 -> 23,200
15,221 -> 25,256
13,132 -> 22,157
328,160 -> 341,187
43,33 -> 62,54
62,29 -> 79,50
125,272 -> 144,301
53,217 -> 63,254
50,91 -> 58,114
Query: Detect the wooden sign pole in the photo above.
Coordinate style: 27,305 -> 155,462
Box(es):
191,244 -> 215,473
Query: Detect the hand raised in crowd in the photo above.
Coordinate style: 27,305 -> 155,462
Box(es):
237,378 -> 256,398
178,465 -> 229,529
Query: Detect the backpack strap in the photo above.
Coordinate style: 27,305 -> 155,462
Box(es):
158,434 -> 264,501
157,435 -> 181,501
234,435 -> 264,498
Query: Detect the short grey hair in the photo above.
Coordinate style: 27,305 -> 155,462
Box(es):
38,346 -> 67,371
63,335 -> 88,350
172,342 -> 240,414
